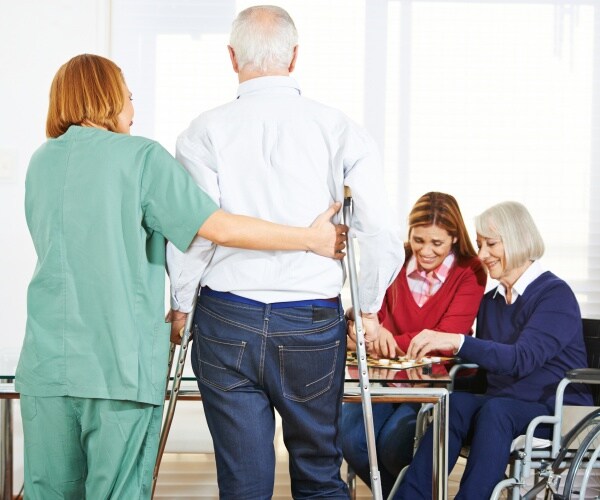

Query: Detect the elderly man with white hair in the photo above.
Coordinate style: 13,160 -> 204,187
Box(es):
166,5 -> 404,498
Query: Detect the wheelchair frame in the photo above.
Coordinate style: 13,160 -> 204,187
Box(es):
492,368 -> 600,500
388,319 -> 600,500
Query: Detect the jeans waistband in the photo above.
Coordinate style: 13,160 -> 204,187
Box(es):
200,287 -> 340,309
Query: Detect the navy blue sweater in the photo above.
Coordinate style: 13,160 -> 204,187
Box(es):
460,271 -> 592,408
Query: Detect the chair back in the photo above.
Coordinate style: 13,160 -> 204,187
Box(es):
582,318 -> 600,405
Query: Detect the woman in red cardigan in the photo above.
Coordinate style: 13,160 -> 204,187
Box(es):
342,192 -> 487,496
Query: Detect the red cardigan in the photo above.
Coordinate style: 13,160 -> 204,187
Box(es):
377,256 -> 487,354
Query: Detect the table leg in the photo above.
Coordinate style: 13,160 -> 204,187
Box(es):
432,390 -> 448,500
345,386 -> 449,500
1,391 -> 13,500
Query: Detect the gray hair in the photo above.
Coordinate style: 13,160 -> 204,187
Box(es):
475,201 -> 545,271
230,5 -> 298,73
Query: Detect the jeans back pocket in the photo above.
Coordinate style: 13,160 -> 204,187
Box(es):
279,341 -> 340,402
198,334 -> 249,391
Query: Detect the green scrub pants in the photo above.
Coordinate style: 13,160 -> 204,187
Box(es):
20,395 -> 163,500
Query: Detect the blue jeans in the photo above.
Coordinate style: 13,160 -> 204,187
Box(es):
191,292 -> 350,499
341,402 -> 420,496
394,392 -> 551,500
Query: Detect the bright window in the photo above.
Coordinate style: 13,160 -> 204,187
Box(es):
112,0 -> 600,317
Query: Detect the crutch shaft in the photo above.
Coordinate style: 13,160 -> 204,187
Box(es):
343,190 -> 383,500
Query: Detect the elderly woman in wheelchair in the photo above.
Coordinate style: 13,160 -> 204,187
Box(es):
393,201 -> 592,500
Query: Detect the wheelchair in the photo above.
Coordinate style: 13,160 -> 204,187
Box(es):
490,366 -> 600,499
517,393 -> 600,499
387,318 -> 600,500
490,318 -> 600,500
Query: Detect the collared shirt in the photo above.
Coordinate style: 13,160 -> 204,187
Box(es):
493,260 -> 544,303
406,252 -> 456,307
167,76 -> 404,313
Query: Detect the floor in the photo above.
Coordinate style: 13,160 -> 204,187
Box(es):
8,397 -> 483,500
161,364 -> 600,500
154,375 -> 472,499
153,409 -> 468,499
155,453 -> 468,499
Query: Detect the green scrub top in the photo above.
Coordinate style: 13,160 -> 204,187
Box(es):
17,126 -> 218,405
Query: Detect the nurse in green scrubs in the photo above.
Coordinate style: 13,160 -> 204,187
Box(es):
16,53 -> 346,500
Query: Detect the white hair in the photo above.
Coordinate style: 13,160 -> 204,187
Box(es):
230,5 -> 298,74
475,201 -> 545,271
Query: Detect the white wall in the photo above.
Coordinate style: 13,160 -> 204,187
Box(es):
0,1 -> 110,493
0,0 -> 110,352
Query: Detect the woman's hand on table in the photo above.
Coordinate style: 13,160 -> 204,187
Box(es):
406,329 -> 461,360
370,327 -> 402,359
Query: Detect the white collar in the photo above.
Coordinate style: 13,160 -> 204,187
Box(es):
406,252 -> 455,283
237,76 -> 301,98
494,260 -> 544,302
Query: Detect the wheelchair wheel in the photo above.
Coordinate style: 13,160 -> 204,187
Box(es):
560,421 -> 600,499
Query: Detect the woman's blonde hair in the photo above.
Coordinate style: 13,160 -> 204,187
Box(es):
46,54 -> 126,138
475,201 -> 545,271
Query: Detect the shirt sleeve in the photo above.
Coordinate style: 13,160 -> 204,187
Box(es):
140,142 -> 218,252
166,126 -> 221,312
342,122 -> 405,313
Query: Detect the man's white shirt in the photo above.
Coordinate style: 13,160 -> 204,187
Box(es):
167,76 -> 404,313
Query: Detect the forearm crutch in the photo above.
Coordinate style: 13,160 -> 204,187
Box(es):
151,288 -> 199,497
343,187 -> 383,500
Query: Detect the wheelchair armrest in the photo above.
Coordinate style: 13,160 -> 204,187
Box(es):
519,414 -> 561,477
565,368 -> 600,384
448,362 -> 481,392
523,414 -> 561,442
547,371 -> 600,459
